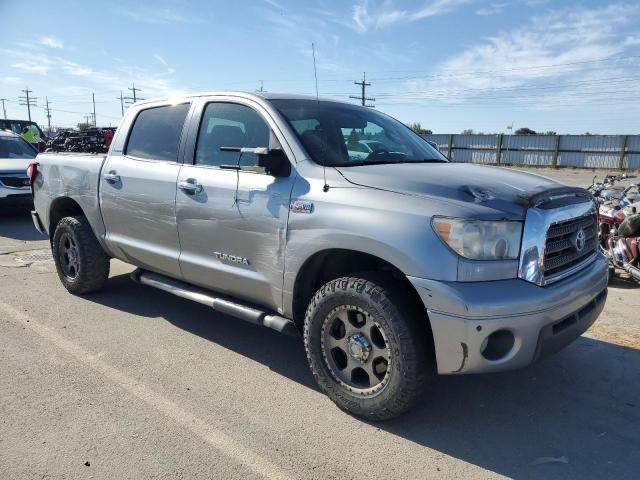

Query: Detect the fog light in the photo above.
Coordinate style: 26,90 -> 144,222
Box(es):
480,329 -> 515,361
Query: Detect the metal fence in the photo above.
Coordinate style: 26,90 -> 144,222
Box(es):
421,134 -> 640,170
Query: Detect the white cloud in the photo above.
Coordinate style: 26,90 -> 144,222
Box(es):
351,0 -> 475,32
39,36 -> 64,49
262,0 -> 285,9
154,54 -> 168,66
475,3 -> 507,16
625,35 -> 640,46
11,62 -> 49,74
395,2 -> 640,109
2,47 -> 184,99
0,76 -> 22,85
117,6 -> 198,24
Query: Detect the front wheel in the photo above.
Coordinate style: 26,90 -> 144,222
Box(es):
52,216 -> 110,294
303,275 -> 431,420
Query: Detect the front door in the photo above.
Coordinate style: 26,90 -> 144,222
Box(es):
100,102 -> 191,277
176,100 -> 296,310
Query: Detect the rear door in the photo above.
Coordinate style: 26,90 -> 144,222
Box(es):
100,102 -> 191,277
176,99 -> 297,310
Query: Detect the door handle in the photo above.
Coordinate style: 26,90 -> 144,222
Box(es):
178,179 -> 202,194
103,171 -> 120,183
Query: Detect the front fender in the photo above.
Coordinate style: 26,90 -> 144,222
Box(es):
281,181 -> 460,317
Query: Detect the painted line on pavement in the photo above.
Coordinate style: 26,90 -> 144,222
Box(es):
0,299 -> 292,480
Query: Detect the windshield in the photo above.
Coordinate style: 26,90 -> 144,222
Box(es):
271,99 -> 447,167
0,120 -> 43,138
0,136 -> 37,159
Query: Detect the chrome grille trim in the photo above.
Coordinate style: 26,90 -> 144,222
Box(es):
518,200 -> 598,286
0,173 -> 29,189
543,213 -> 597,277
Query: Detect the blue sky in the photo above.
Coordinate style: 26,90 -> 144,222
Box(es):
1,0 -> 639,134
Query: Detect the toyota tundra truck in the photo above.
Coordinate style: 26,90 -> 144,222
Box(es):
29,92 -> 608,420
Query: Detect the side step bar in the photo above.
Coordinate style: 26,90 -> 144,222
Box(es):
130,269 -> 298,336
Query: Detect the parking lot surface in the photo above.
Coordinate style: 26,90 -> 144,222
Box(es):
1,168 -> 639,479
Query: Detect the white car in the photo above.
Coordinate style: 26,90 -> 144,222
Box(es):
0,130 -> 37,210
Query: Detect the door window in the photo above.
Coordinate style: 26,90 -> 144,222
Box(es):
195,103 -> 270,168
126,103 -> 190,161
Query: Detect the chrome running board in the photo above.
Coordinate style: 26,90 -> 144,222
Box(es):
131,269 -> 298,336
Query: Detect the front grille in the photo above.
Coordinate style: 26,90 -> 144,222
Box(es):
0,174 -> 29,188
544,213 -> 597,279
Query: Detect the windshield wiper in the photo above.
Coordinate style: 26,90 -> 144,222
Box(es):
404,158 -> 446,163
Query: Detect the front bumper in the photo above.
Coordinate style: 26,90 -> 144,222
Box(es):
408,253 -> 609,375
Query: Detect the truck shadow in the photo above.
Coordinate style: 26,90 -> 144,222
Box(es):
88,273 -> 640,480
0,211 -> 46,241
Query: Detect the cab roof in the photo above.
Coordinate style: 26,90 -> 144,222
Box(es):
134,91 -> 348,107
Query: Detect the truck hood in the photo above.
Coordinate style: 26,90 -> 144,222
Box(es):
0,157 -> 31,173
336,162 -> 562,219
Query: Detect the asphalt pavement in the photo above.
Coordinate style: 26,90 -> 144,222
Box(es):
1,168 -> 639,480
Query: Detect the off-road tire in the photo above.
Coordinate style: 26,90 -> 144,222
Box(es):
303,274 -> 431,421
52,216 -> 110,294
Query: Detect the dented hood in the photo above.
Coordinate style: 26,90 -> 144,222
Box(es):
336,162 -> 564,219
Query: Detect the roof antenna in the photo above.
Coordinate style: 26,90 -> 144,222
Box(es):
311,42 -> 320,104
312,42 -> 329,192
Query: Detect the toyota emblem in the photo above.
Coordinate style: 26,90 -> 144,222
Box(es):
573,228 -> 586,253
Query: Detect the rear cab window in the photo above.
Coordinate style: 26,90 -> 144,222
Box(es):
125,103 -> 190,161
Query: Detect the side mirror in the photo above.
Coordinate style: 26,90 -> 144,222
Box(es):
257,149 -> 291,177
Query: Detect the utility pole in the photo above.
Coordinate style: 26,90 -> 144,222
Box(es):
0,98 -> 7,119
128,82 -> 141,102
124,82 -> 144,107
350,72 -> 375,107
44,97 -> 52,134
92,92 -> 97,127
117,90 -> 124,116
19,88 -> 37,121
83,115 -> 92,127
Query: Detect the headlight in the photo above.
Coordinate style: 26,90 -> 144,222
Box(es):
432,217 -> 522,260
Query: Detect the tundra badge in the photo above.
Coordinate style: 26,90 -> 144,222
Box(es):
290,200 -> 313,214
213,252 -> 250,266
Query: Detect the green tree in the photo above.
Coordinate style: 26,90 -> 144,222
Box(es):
347,128 -> 360,150
77,122 -> 91,130
409,122 -> 432,135
515,127 -> 537,135
462,129 -> 475,135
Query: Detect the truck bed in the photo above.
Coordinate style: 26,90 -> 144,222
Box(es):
33,153 -> 108,239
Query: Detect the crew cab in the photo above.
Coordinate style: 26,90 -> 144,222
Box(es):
30,92 -> 608,420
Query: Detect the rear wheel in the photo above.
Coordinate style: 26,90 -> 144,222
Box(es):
52,216 -> 110,294
303,275 -> 431,420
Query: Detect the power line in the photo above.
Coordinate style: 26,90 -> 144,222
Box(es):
18,88 -> 37,121
352,54 -> 640,82
350,72 -> 375,107
43,106 -> 121,120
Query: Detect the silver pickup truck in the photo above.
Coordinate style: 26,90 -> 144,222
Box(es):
30,92 -> 608,420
